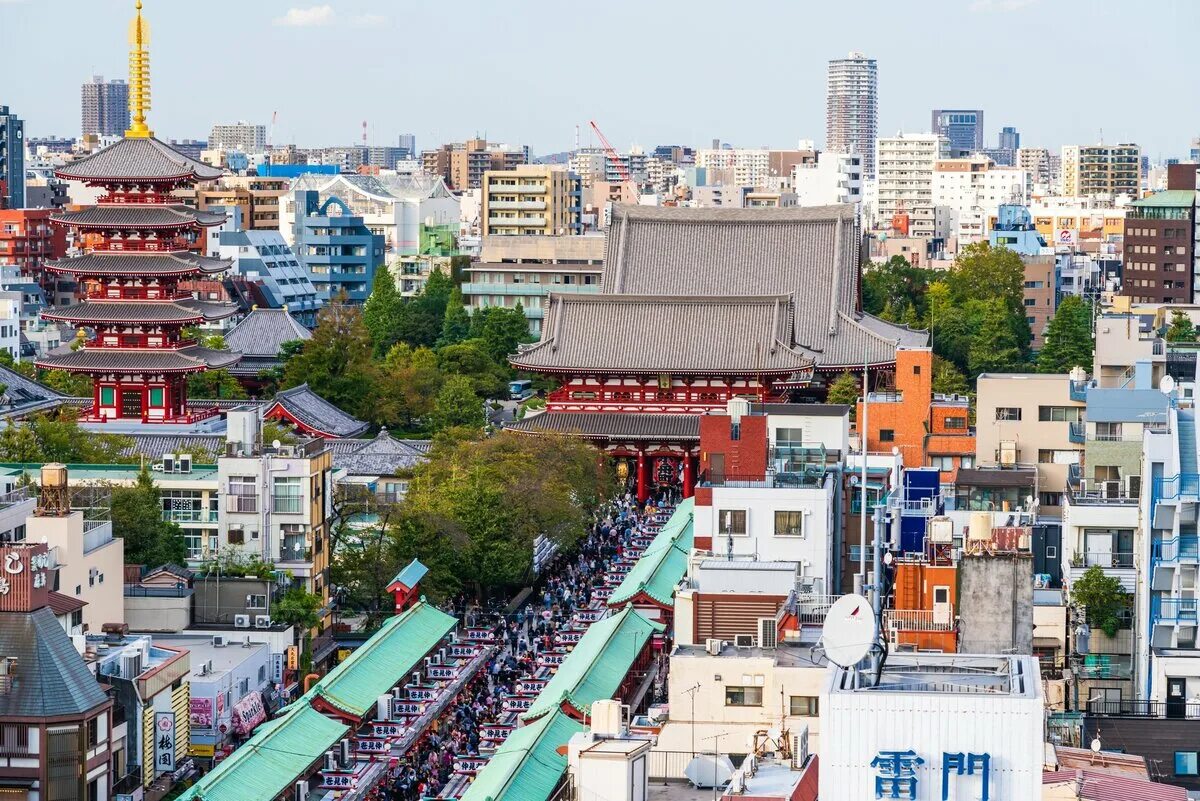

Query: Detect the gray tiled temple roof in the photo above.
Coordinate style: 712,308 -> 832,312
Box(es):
511,293 -> 813,374
43,298 -> 238,325
36,345 -> 241,373
224,308 -> 312,358
505,412 -> 700,441
45,252 -> 230,276
268,383 -> 369,438
333,429 -> 429,476
0,607 -> 109,718
52,205 -> 226,229
124,434 -> 226,461
55,137 -> 223,181
602,204 -> 927,369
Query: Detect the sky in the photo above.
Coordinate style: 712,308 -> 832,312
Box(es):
2,0 -> 1199,160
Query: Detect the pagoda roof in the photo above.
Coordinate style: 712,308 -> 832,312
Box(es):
265,383 -> 369,438
43,298 -> 239,325
52,204 -> 226,229
36,345 -> 241,374
505,412 -> 699,441
45,252 -> 230,277
55,136 -> 223,182
603,204 -> 928,369
510,293 -> 813,374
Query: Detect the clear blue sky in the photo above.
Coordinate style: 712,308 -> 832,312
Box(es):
2,0 -> 1198,160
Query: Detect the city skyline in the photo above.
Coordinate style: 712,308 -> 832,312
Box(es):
1,0 -> 1197,158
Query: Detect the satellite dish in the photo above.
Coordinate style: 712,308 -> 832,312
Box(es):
272,439 -> 282,450
1090,737 -> 1102,753
1160,375 -> 1176,395
820,593 -> 877,669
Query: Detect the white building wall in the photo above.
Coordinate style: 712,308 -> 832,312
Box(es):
792,153 -> 863,207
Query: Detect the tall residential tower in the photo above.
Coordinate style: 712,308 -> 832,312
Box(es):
80,75 -> 130,137
826,52 -> 878,178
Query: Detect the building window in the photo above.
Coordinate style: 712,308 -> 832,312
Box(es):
100,386 -> 115,406
1038,406 -> 1082,422
1176,752 -> 1198,776
227,528 -> 244,546
247,594 -> 267,610
1094,422 -> 1122,441
995,407 -> 1021,421
1038,449 -> 1080,465
913,365 -> 921,375
879,429 -> 895,442
774,511 -> 804,537
86,717 -> 98,748
929,455 -> 955,470
149,387 -> 164,407
272,476 -> 302,513
0,724 -> 29,755
944,416 -> 967,429
789,696 -> 819,717
718,510 -> 747,536
725,686 -> 763,707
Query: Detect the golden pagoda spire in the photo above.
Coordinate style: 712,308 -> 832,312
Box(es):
125,0 -> 153,138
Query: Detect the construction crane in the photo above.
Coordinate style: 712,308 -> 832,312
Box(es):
588,120 -> 639,204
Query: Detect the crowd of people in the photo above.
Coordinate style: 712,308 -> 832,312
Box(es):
374,491 -> 669,801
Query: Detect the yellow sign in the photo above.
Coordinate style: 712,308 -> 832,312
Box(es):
286,646 -> 299,671
189,743 -> 215,758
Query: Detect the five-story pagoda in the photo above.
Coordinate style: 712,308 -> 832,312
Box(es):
37,1 -> 239,423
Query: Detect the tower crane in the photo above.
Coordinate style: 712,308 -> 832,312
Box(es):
588,120 -> 639,204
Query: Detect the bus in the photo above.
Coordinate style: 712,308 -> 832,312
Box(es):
508,379 -> 534,401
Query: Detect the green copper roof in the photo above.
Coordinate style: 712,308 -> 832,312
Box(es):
177,705 -> 348,801
522,605 -> 664,722
1131,189 -> 1196,208
460,710 -> 586,801
311,600 -> 456,718
391,558 -> 428,589
609,501 -> 694,606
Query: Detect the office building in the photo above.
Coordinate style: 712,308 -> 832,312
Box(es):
0,106 -> 24,209
931,108 -> 985,155
875,133 -> 951,238
932,154 -> 1030,244
289,189 -> 385,303
80,74 -> 129,137
207,121 -> 266,154
1062,144 -> 1142,197
365,145 -> 407,169
693,147 -> 817,187
397,133 -> 416,158
827,51 -> 878,177
421,138 -> 528,190
1121,188 -> 1196,304
999,126 -> 1020,151
481,165 -> 581,236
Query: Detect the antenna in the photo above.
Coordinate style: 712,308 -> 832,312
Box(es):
820,593 -> 876,669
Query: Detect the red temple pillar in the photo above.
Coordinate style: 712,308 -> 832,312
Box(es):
92,381 -> 100,418
682,454 -> 694,499
636,448 -> 649,504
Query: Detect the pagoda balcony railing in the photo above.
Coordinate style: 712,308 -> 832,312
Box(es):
97,192 -> 179,205
89,337 -> 198,350
90,287 -> 189,301
77,404 -> 221,425
98,239 -> 192,253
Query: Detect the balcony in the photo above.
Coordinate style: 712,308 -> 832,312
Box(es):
1086,699 -> 1169,717
83,520 -> 114,554
1077,653 -> 1133,680
1153,535 -> 1200,562
1069,380 -> 1089,402
162,509 -> 218,525
486,201 -> 547,211
1152,596 -> 1198,624
487,216 -> 547,228
1068,422 -> 1085,444
486,184 -> 547,194
1068,552 -> 1137,592
884,608 -> 955,632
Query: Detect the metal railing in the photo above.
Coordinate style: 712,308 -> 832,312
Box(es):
1152,596 -> 1198,622
885,608 -> 955,632
1087,700 -> 1170,717
1076,655 -> 1133,680
647,751 -> 740,781
790,594 -> 842,624
162,509 -> 218,524
1152,474 -> 1200,507
1153,536 -> 1200,562
0,486 -> 32,509
1072,552 -> 1135,569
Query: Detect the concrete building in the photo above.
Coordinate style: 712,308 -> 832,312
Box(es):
791,152 -> 863,206
1121,189 -> 1196,304
215,220 -> 322,325
177,175 -> 289,232
957,555 -> 1034,654
1062,144 -> 1141,197
80,75 -> 129,138
421,138 -> 528,190
1023,254 -> 1057,349
0,208 -> 68,290
208,122 -> 266,154
0,106 -> 24,209
932,155 -> 1029,244
999,126 -> 1020,151
287,189 -> 385,303
875,133 -> 951,238
461,234 -> 604,335
694,147 -> 817,188
826,51 -> 878,178
1018,147 -> 1052,187
481,165 -> 582,236
975,372 -> 1086,515
931,108 -> 984,155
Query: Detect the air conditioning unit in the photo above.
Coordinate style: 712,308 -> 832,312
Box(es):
705,638 -> 722,656
254,615 -> 271,629
179,454 -> 192,474
1126,474 -> 1142,498
323,751 -> 337,772
233,614 -> 251,629
163,454 -> 176,473
758,618 -> 778,649
735,633 -> 756,648
212,635 -> 227,648
1101,480 -> 1121,499
998,441 -> 1017,467
295,781 -> 309,801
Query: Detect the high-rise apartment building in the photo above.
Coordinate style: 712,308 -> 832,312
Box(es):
932,155 -> 1030,244
1017,147 -> 1051,185
694,147 -> 817,187
826,51 -> 878,178
0,106 -> 22,209
397,133 -> 416,159
80,74 -> 129,137
999,126 -> 1020,151
1061,144 -> 1141,197
481,165 -> 582,236
931,109 -> 984,155
208,121 -> 267,153
421,138 -> 528,190
876,133 -> 951,238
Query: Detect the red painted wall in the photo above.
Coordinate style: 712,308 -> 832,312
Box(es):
699,414 -> 768,481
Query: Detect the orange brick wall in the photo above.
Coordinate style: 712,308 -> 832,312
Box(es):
857,349 -> 932,468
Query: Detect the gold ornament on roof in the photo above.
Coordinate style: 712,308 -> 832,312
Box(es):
125,0 -> 154,138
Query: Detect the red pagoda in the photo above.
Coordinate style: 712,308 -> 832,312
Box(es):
36,1 -> 239,423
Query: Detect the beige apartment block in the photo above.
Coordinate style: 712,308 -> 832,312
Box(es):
481,165 -> 581,237
975,373 -> 1086,514
1061,144 -> 1141,198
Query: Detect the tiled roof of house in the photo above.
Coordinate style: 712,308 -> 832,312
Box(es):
56,137 -> 224,182
224,308 -> 312,358
266,383 -> 369,438
0,607 -> 109,717
601,204 -> 926,369
460,710 -> 585,801
123,434 -> 226,461
332,429 -> 428,476
510,293 -> 813,374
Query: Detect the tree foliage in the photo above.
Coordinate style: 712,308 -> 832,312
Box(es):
432,375 -> 485,433
281,302 -> 376,419
1166,310 -> 1198,343
0,412 -> 135,463
362,268 -> 405,356
967,299 -> 1025,376
188,369 -> 248,400
1038,296 -> 1094,373
1071,565 -> 1129,637
863,256 -> 934,324
112,467 -> 187,567
932,356 -> 969,397
470,305 -> 533,362
826,372 -> 861,419
273,587 -> 322,631
439,287 -> 472,346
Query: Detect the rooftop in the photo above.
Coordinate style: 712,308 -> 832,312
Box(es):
828,653 -> 1040,698
223,308 -> 312,359
672,640 -> 826,669
56,136 -> 224,182
266,383 -> 369,438
505,412 -> 700,441
1129,189 -> 1196,209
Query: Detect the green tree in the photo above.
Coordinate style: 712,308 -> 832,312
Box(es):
932,356 -> 969,397
188,369 -> 249,400
1038,296 -> 1094,373
255,338 -> 307,396
968,299 -> 1025,376
41,369 -> 93,397
362,268 -> 405,356
373,344 -> 444,430
1166,310 -> 1198,343
862,256 -> 934,322
436,340 -> 509,398
273,587 -> 322,631
825,372 -> 861,418
439,287 -> 472,346
945,241 -> 1032,356
1071,565 -> 1130,637
431,375 -> 484,432
0,412 -> 135,464
281,301 -> 377,419
927,282 -> 973,373
470,305 -> 532,362
112,467 -> 187,567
